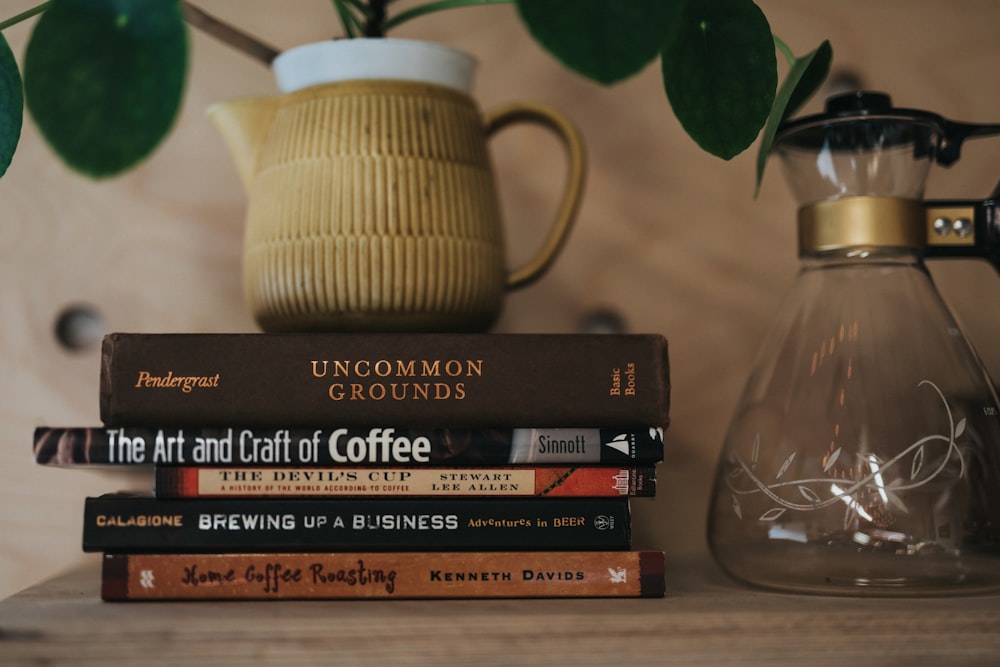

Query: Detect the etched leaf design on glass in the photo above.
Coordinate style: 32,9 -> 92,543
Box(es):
759,507 -> 786,521
799,485 -> 821,506
823,446 -> 842,472
719,380 -> 969,522
776,452 -> 796,479
886,475 -> 911,514
884,488 -> 910,514
911,445 -> 925,480
842,503 -> 859,529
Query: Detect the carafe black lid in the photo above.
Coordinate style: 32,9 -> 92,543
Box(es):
777,91 -> 1000,166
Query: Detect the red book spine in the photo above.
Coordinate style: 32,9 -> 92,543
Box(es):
154,465 -> 656,498
101,551 -> 666,600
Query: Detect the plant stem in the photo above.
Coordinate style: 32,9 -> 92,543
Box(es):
342,0 -> 372,12
367,0 -> 387,36
337,0 -> 373,37
773,35 -> 796,67
0,1 -> 50,32
383,0 -> 513,32
183,2 -> 280,65
0,1 -> 283,68
331,0 -> 360,37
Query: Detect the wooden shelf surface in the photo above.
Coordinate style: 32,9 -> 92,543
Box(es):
2,557 -> 998,666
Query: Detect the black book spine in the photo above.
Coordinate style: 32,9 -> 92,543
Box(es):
99,333 -> 670,428
83,496 -> 632,553
33,426 -> 664,466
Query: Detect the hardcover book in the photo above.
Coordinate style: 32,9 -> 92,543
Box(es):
153,465 -> 656,499
83,495 -> 632,552
101,551 -> 666,600
33,426 -> 665,466
99,333 -> 670,428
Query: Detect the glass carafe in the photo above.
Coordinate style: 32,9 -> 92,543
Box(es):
707,92 -> 1000,595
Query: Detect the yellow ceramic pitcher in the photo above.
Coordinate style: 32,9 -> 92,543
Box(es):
209,39 -> 586,332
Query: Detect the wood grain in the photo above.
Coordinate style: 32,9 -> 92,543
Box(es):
1,559 -> 998,665
1,0 -> 999,598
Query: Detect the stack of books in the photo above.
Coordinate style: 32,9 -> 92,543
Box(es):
34,332 -> 671,600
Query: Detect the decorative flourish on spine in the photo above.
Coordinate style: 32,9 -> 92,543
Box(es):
539,467 -> 578,495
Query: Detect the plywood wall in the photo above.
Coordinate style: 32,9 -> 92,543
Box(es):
1,0 -> 998,596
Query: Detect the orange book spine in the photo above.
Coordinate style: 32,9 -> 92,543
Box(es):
102,551 -> 665,600
154,465 -> 656,498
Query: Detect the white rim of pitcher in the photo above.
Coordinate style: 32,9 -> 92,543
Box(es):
271,38 -> 478,94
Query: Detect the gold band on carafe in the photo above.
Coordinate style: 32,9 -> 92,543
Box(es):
798,196 -> 926,255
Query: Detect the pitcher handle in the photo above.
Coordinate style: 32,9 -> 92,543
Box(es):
483,102 -> 587,290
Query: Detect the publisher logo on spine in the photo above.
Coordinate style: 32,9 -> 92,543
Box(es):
604,433 -> 632,456
593,515 -> 615,531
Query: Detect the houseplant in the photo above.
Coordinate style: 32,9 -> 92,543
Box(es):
0,0 -> 831,191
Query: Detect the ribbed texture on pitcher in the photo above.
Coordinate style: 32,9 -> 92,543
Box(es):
242,81 -> 506,332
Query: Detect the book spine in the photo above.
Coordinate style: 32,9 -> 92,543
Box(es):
99,333 -> 670,428
154,465 -> 656,499
101,551 -> 666,600
33,426 -> 664,466
83,496 -> 632,552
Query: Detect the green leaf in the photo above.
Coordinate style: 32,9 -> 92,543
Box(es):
23,0 -> 188,178
516,0 -> 676,85
0,34 -> 23,179
661,0 -> 776,160
384,0 -> 514,32
783,40 -> 831,118
754,40 -> 832,195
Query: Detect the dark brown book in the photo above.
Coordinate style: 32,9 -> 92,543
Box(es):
101,551 -> 666,600
100,333 -> 670,428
